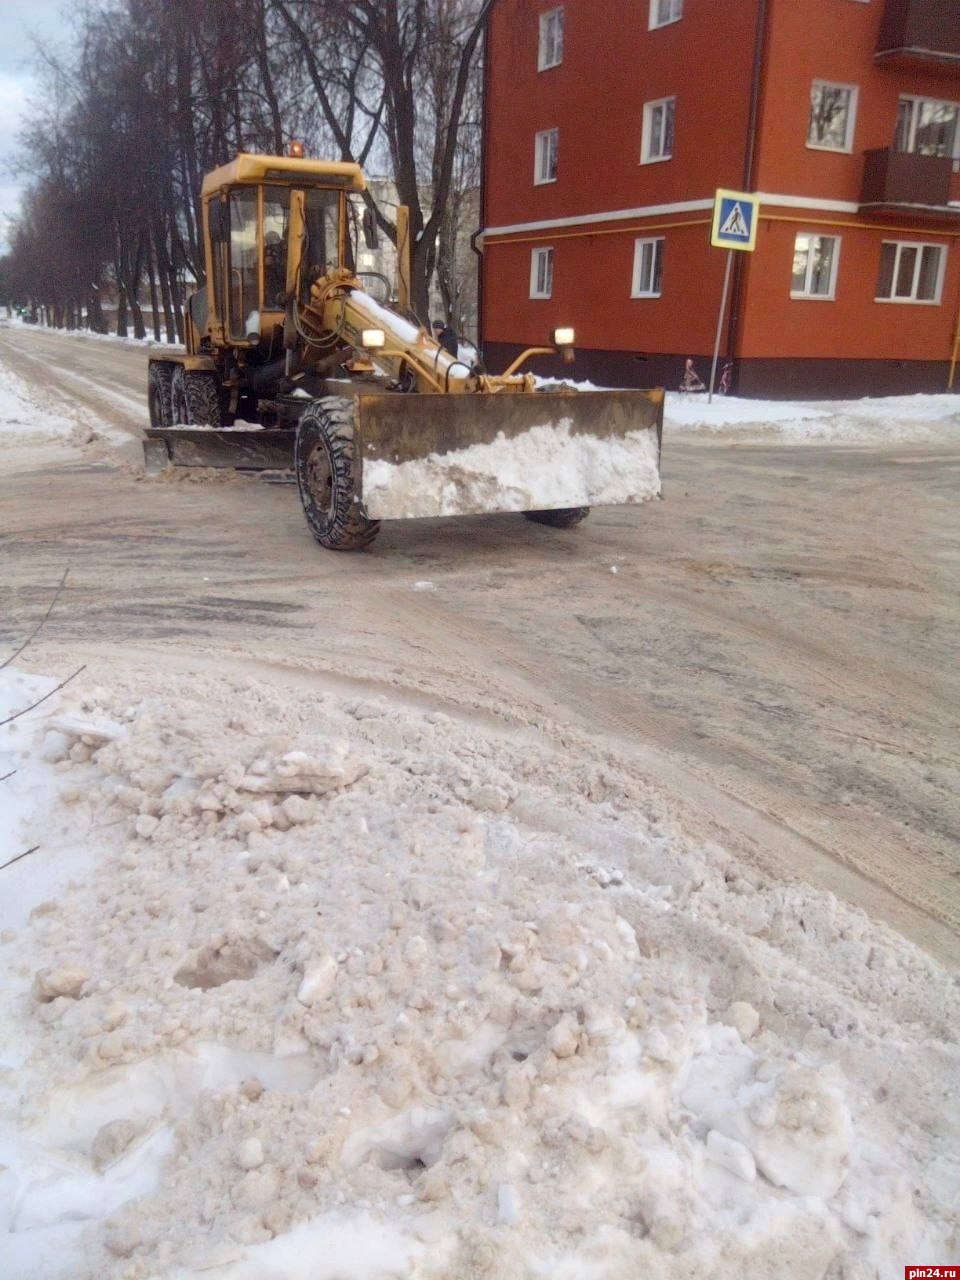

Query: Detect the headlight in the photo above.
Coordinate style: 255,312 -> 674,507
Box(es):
361,328 -> 386,349
552,327 -> 575,347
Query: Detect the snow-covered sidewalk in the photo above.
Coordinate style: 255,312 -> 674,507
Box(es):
1,662 -> 957,1279
533,375 -> 960,445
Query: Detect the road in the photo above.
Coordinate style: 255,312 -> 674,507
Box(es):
2,324 -> 958,964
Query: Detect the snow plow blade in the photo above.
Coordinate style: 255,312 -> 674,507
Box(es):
355,389 -> 664,521
142,388 -> 664,521
142,426 -> 295,474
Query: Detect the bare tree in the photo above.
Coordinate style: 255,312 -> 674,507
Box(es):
0,0 -> 488,333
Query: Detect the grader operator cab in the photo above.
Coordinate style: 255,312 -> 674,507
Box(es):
145,152 -> 664,550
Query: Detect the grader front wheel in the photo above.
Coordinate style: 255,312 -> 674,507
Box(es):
295,398 -> 380,551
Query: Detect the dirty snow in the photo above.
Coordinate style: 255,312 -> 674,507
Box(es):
1,662 -> 957,1279
363,420 -> 661,519
0,364 -> 71,444
0,360 -> 126,450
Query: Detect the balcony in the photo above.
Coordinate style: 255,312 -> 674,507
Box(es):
860,149 -> 960,218
876,0 -> 960,67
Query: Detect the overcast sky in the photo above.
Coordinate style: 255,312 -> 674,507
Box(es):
0,0 -> 70,251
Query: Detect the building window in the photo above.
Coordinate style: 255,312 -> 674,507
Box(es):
534,128 -> 559,184
642,97 -> 675,163
538,8 -> 564,70
895,96 -> 959,163
791,233 -> 840,299
632,237 -> 664,297
649,0 -> 683,29
876,241 -> 945,304
807,81 -> 858,152
530,247 -> 554,299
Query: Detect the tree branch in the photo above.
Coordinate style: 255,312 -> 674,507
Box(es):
1,568 -> 69,671
0,665 -> 86,728
0,846 -> 40,873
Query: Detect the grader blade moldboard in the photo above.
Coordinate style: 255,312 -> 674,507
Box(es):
355,389 -> 664,521
142,427 -> 294,474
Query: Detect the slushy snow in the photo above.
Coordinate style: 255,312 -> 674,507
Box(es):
1,663 -> 957,1279
363,421 -> 661,519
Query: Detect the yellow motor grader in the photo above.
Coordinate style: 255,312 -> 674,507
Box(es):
145,151 -> 664,550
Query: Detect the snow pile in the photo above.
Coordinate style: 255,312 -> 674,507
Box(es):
0,364 -> 71,445
363,421 -> 661,519
1,666 -> 958,1279
665,391 -> 960,443
535,377 -> 960,445
0,360 -> 123,451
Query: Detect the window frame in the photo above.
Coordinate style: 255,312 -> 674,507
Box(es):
641,96 -> 676,165
895,94 -> 960,169
530,246 -> 555,300
648,0 -> 683,30
807,80 -> 859,154
538,7 -> 564,71
631,236 -> 665,298
790,232 -> 841,301
534,128 -> 559,185
875,240 -> 947,306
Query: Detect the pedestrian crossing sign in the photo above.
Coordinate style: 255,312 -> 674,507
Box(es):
711,188 -> 759,252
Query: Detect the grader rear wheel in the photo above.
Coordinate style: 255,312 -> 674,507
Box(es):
148,362 -> 174,428
171,367 -> 225,427
524,507 -> 591,529
295,397 -> 380,551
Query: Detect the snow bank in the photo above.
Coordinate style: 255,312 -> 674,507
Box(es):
665,390 -> 960,443
8,315 -> 177,351
0,364 -> 72,444
535,376 -> 960,445
363,421 -> 661,519
0,360 -> 126,450
0,665 -> 957,1279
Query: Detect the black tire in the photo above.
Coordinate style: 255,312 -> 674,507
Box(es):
295,397 -> 380,551
171,367 -> 224,427
524,507 -> 591,529
148,362 -> 174,428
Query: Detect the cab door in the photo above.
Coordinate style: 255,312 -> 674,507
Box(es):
227,187 -> 260,340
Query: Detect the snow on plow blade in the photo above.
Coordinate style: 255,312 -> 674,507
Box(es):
356,389 -> 664,520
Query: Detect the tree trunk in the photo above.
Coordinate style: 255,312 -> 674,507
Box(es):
147,245 -> 162,342
87,291 -> 108,334
155,228 -> 177,344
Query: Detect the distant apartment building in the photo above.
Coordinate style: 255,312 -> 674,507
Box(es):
479,0 -> 960,396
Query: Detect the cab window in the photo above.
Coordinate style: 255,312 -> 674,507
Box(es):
228,188 -> 259,338
301,188 -> 341,302
262,186 -> 290,310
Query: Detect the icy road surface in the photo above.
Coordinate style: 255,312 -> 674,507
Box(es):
0,323 -> 958,969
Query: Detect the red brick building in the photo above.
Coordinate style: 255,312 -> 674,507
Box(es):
478,0 -> 960,396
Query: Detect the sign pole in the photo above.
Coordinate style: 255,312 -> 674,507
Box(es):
709,250 -> 734,404
708,188 -> 758,402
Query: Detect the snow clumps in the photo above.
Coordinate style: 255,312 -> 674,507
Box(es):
0,672 -> 957,1280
